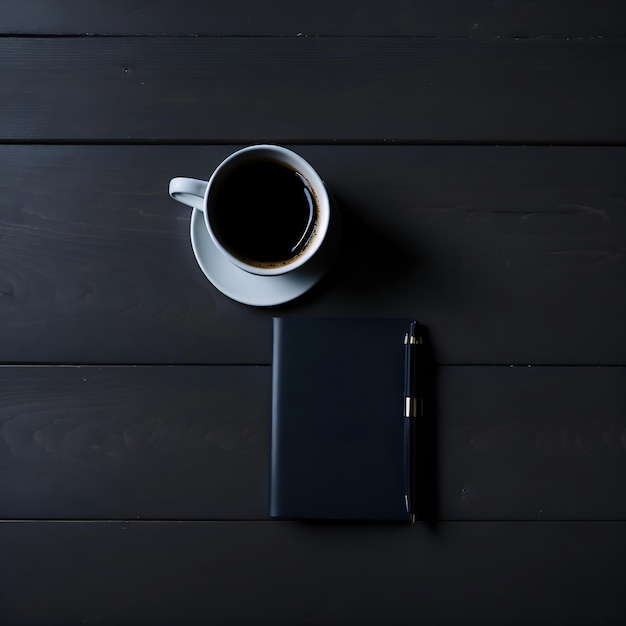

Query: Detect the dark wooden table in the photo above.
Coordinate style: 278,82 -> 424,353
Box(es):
1,2 -> 625,624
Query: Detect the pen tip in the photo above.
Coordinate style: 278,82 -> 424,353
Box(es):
410,514 -> 416,524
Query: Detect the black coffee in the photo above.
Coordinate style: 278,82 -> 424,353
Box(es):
211,160 -> 317,266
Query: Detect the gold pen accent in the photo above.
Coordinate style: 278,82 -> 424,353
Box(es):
404,334 -> 423,345
404,397 -> 419,418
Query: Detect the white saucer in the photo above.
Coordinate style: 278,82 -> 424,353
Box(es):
190,208 -> 339,306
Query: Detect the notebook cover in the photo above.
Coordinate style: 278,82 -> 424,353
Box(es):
271,317 -> 411,521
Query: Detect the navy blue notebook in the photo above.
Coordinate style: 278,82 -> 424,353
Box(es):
270,317 -> 411,521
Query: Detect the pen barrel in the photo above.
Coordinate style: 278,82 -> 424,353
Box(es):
404,323 -> 422,519
404,414 -> 417,517
404,416 -> 411,511
403,343 -> 417,399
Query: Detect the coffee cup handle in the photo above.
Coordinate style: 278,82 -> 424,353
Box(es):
169,177 -> 208,212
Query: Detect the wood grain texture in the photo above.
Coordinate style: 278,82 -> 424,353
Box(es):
1,521 -> 624,625
0,145 -> 273,364
0,366 -> 271,520
2,37 -> 626,143
1,145 -> 624,364
1,1 -> 625,37
0,365 -> 623,521
439,366 -> 626,520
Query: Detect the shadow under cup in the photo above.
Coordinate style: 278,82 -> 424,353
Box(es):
205,148 -> 330,276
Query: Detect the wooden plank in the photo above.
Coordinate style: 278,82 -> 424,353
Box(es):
1,521 -> 624,625
1,1 -> 624,37
438,366 -> 626,521
0,145 -> 273,364
0,366 -> 272,520
1,145 -> 624,365
2,38 -> 626,143
1,365 -> 623,520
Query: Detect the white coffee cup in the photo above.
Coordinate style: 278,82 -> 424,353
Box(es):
169,145 -> 332,277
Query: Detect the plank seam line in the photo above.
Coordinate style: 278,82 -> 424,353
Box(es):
0,363 -> 624,368
0,33 -> 624,41
0,519 -> 624,523
2,140 -> 626,148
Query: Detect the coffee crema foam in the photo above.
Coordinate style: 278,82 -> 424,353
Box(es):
237,220 -> 319,270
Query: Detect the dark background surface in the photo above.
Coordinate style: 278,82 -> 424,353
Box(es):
1,2 -> 625,624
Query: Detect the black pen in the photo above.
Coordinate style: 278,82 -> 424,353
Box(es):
403,320 -> 422,524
